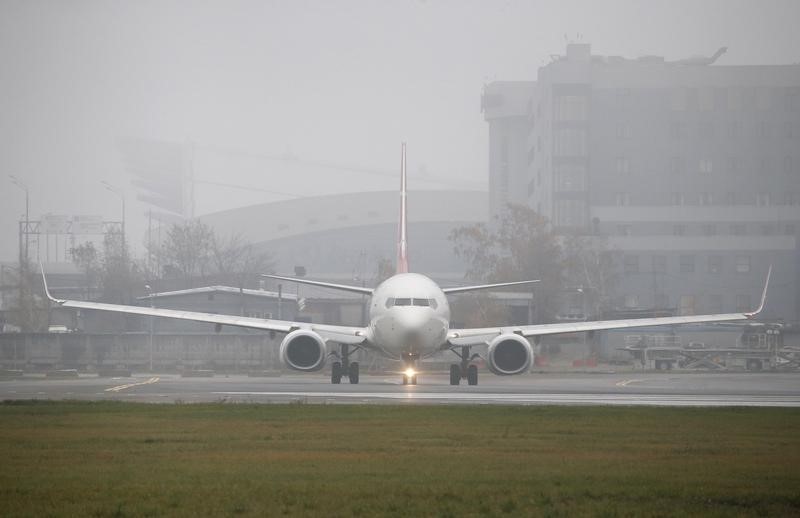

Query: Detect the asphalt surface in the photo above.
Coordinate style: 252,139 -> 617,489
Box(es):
1,371 -> 799,406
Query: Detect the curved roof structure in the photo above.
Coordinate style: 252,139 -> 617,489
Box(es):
201,190 -> 488,278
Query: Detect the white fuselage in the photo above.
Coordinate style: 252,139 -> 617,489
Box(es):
367,273 -> 450,361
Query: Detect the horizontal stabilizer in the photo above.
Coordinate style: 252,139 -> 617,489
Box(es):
261,274 -> 374,295
442,279 -> 540,295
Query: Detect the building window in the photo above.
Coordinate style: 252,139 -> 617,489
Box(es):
702,224 -> 717,236
652,255 -> 666,274
617,224 -> 632,236
670,192 -> 685,206
680,255 -> 695,273
669,121 -> 687,139
735,255 -> 751,273
554,95 -> 588,121
669,156 -> 685,175
624,295 -> 639,309
736,294 -> 752,312
624,255 -> 639,274
708,255 -> 723,274
699,193 -> 714,206
616,122 -> 632,139
615,156 -> 630,174
698,158 -> 713,174
725,192 -> 737,205
673,224 -> 686,236
760,224 -> 775,236
756,193 -> 771,206
731,224 -> 746,236
615,192 -> 630,206
699,121 -> 715,139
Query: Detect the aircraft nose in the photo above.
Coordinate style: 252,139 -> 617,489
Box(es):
395,307 -> 430,330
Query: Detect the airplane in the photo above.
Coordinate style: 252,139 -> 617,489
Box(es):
42,143 -> 771,386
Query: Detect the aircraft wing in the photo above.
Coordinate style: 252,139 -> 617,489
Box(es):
448,267 -> 771,345
261,274 -> 373,295
42,268 -> 367,344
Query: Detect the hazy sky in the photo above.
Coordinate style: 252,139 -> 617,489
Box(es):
2,0 -> 799,262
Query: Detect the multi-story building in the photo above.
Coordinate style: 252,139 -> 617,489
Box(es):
483,43 -> 800,323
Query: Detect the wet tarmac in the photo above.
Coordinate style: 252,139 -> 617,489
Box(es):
1,371 -> 799,406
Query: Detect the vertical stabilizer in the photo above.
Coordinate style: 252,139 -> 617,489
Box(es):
397,143 -> 409,274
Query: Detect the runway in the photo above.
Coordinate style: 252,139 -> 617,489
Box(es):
2,371 -> 799,406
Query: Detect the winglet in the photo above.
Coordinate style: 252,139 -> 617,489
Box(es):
745,265 -> 771,318
40,263 -> 64,304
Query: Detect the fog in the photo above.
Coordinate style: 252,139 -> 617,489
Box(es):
1,0 -> 800,262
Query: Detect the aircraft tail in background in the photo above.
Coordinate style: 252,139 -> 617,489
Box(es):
397,142 -> 409,274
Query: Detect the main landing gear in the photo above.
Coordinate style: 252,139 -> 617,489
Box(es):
331,343 -> 360,384
449,346 -> 479,386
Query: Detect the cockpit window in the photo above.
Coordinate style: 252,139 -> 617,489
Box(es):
387,297 -> 437,308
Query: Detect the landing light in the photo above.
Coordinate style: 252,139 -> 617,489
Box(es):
404,368 -> 416,378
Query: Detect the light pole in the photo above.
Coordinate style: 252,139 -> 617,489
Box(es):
9,175 -> 29,268
145,284 -> 154,372
100,181 -> 125,268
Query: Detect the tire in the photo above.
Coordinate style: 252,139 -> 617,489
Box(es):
449,364 -> 460,385
467,364 -> 478,386
349,362 -> 360,384
331,362 -> 342,384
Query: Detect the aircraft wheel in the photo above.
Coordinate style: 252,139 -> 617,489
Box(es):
331,362 -> 342,384
349,362 -> 360,384
467,364 -> 478,386
449,364 -> 461,385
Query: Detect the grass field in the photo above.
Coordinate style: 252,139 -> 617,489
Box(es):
0,402 -> 798,517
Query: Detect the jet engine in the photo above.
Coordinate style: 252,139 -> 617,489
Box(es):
279,330 -> 327,372
487,333 -> 533,375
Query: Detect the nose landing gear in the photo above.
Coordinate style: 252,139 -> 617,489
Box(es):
449,346 -> 479,386
331,344 -> 360,384
401,353 -> 419,385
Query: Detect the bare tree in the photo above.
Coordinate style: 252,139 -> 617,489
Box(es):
162,220 -> 213,286
450,203 -> 563,322
70,242 -> 100,300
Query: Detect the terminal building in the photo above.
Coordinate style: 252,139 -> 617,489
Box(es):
483,43 -> 800,324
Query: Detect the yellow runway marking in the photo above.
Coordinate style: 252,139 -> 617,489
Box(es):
106,377 -> 160,393
615,379 -> 643,387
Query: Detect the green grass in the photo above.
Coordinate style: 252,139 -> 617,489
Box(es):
0,402 -> 799,517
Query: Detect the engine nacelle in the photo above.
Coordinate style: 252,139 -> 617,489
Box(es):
487,333 -> 533,376
279,330 -> 327,372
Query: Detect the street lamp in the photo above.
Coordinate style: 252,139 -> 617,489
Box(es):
145,284 -> 154,372
100,181 -> 125,267
9,175 -> 29,268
